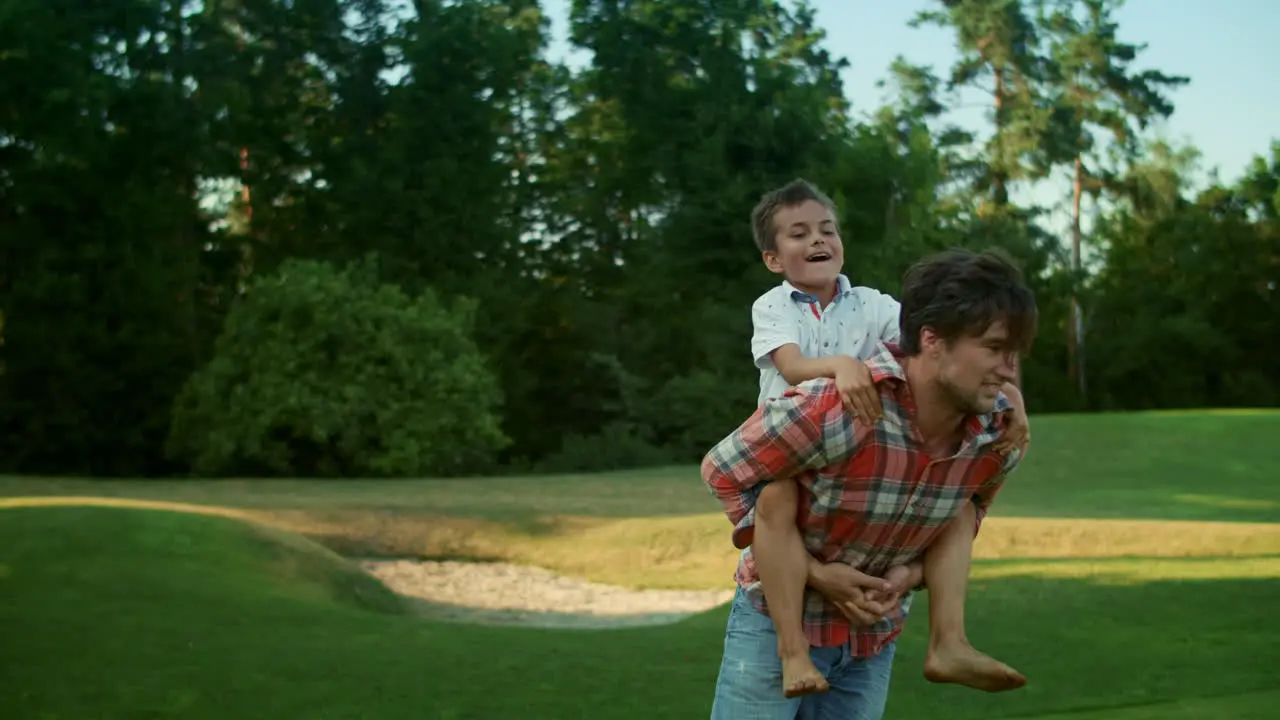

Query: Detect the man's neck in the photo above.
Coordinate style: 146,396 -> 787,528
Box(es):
901,356 -> 966,451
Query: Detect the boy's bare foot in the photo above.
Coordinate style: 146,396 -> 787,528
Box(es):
781,652 -> 830,698
923,641 -> 1025,693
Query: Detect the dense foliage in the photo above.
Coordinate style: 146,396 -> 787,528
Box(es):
2,0 -> 1275,477
167,257 -> 507,477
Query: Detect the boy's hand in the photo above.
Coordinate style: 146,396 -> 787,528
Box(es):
993,402 -> 1030,456
832,356 -> 883,422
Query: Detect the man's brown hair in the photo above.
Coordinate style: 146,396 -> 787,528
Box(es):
898,248 -> 1038,356
750,178 -> 838,253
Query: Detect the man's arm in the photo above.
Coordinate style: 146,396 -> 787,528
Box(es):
700,383 -> 844,548
971,448 -> 1025,534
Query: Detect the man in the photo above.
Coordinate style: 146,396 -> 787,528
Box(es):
702,248 -> 1038,719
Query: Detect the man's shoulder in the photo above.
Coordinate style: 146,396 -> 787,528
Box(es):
861,341 -> 908,384
765,377 -> 848,422
779,375 -> 839,401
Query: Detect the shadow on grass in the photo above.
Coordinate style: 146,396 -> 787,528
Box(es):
883,574 -> 1280,719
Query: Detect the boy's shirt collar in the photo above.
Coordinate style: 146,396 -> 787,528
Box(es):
781,274 -> 853,304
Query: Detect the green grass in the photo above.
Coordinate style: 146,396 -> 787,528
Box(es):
2,412 -> 1279,718
2,505 -> 1277,720
2,413 -> 1278,590
3,411 -> 1279,522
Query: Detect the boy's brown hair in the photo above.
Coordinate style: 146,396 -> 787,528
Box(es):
749,178 -> 839,253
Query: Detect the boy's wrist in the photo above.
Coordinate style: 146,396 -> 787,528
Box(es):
909,561 -> 925,590
827,354 -> 859,377
805,557 -> 831,590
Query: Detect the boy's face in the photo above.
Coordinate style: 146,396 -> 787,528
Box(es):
762,200 -> 844,292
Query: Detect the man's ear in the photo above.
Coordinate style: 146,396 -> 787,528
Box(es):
762,251 -> 785,274
919,326 -> 944,356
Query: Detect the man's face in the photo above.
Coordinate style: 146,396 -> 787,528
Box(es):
762,200 -> 844,293
932,319 -> 1021,415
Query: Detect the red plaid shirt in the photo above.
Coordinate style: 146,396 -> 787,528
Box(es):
701,342 -> 1024,656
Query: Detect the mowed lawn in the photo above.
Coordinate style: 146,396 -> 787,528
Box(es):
1,411 -> 1279,719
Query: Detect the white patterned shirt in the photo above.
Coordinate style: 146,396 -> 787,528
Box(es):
751,274 -> 902,405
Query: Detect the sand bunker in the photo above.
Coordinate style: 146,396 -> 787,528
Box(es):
360,559 -> 734,629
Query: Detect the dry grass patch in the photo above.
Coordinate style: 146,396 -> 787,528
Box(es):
4,496 -> 1277,589
971,555 -> 1280,584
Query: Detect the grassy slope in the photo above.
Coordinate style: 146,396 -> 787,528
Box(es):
1,412 -> 1279,718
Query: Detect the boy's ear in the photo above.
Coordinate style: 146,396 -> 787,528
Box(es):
762,251 -> 785,274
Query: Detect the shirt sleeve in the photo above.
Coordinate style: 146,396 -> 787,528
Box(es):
972,442 -> 1025,534
700,380 -> 844,548
870,290 -> 902,345
750,291 -> 800,370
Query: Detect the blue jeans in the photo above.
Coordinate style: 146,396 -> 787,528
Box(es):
710,587 -> 896,720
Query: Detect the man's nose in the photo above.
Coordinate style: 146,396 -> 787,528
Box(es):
996,352 -> 1018,381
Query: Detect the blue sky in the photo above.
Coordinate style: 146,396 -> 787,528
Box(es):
541,0 -> 1278,200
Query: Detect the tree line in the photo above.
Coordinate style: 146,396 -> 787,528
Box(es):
2,0 -> 1276,478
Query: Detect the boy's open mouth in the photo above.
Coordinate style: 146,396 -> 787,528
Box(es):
805,252 -> 832,262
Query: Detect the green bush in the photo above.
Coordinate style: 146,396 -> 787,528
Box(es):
166,257 -> 508,477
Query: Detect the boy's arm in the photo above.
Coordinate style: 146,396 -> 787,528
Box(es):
750,293 -> 801,371
993,381 -> 1031,453
700,382 -> 846,549
772,347 -> 882,420
770,344 -> 860,386
751,288 -> 864,385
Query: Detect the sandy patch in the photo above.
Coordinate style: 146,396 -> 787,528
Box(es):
360,559 -> 735,629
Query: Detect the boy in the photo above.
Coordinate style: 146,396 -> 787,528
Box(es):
744,179 -> 1030,698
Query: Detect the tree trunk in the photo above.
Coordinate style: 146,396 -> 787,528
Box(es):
1068,154 -> 1086,397
991,67 -> 1009,207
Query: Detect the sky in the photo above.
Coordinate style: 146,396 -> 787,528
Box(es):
540,0 -> 1279,218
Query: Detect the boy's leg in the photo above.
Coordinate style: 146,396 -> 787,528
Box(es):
755,479 -> 828,697
921,500 -> 1026,692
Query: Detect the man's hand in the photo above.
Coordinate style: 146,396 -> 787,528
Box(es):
808,560 -> 894,627
864,562 -> 922,610
832,356 -> 883,422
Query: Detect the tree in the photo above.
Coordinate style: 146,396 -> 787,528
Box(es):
0,0 -> 212,475
167,258 -> 508,477
1037,0 -> 1189,395
912,0 -> 1049,210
